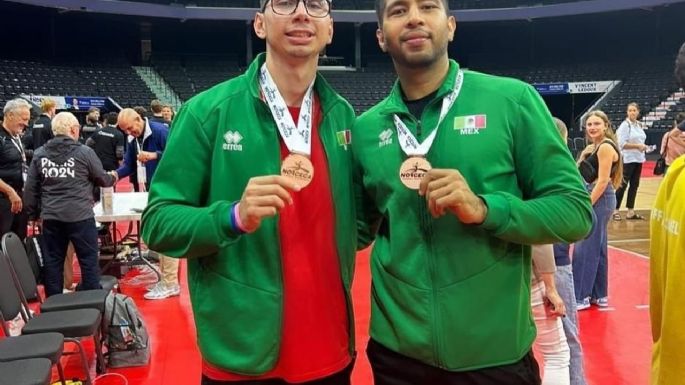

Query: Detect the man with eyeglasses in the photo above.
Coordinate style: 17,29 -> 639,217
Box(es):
141,1 -> 357,384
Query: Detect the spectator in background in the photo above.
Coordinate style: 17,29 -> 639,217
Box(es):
128,106 -> 148,192
0,98 -> 31,240
86,112 -> 125,172
32,98 -> 56,149
551,117 -> 589,385
650,41 -> 685,385
614,102 -> 649,221
149,99 -> 169,128
162,105 -> 174,124
23,112 -> 117,297
573,111 -> 622,310
660,112 -> 685,172
80,106 -> 101,142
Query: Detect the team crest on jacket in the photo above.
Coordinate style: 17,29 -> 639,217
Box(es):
223,130 -> 243,151
379,128 -> 393,147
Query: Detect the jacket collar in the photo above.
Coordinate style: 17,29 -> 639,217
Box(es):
128,118 -> 152,144
378,59 -> 461,117
246,52 -> 343,114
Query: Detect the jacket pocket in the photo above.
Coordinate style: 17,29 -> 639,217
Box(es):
192,266 -> 281,375
370,260 -> 433,365
435,258 -> 535,371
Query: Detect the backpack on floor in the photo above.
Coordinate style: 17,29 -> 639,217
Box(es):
103,292 -> 151,368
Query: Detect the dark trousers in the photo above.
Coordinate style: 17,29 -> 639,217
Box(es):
0,194 -> 27,240
615,162 -> 642,210
42,218 -> 101,297
367,339 -> 540,385
201,362 -> 353,385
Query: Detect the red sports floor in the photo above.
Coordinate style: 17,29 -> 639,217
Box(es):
51,244 -> 651,385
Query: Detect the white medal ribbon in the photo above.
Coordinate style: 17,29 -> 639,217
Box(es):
394,70 -> 464,157
259,63 -> 315,156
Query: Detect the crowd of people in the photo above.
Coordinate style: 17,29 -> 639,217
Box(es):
0,1 -> 683,384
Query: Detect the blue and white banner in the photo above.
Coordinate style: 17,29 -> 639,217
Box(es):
534,83 -> 569,95
65,96 -> 108,110
22,95 -> 67,110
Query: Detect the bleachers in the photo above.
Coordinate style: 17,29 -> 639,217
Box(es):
0,58 -> 156,109
125,0 -> 583,10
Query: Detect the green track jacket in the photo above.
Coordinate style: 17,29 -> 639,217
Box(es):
141,53 -> 357,375
352,60 -> 593,371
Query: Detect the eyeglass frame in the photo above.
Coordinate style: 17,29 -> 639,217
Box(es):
261,0 -> 332,18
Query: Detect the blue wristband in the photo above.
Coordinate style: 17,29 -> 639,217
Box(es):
229,202 -> 246,235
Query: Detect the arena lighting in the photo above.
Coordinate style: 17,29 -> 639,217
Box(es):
5,0 -> 685,22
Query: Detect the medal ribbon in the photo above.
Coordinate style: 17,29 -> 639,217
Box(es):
394,70 -> 464,157
259,63 -> 315,156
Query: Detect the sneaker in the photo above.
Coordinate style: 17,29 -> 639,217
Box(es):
146,281 -> 163,292
576,298 -> 591,311
144,283 -> 180,300
592,297 -> 609,307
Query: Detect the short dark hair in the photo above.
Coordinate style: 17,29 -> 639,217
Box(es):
676,42 -> 685,88
150,99 -> 163,114
375,0 -> 449,24
675,112 -> 685,126
105,112 -> 118,125
133,106 -> 147,119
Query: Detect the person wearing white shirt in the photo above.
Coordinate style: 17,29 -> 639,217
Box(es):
614,102 -> 649,221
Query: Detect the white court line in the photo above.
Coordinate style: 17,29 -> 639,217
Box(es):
609,238 -> 650,243
609,245 -> 650,260
635,305 -> 650,310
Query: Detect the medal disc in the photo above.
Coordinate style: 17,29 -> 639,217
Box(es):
399,157 -> 432,190
281,153 -> 314,188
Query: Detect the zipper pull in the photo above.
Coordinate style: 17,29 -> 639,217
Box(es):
417,120 -> 422,138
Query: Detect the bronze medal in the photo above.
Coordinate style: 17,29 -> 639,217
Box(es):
399,157 -> 432,190
281,153 -> 314,188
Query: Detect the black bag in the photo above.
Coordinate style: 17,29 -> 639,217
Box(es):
653,157 -> 667,176
24,234 -> 45,284
578,159 -> 597,184
654,136 -> 669,176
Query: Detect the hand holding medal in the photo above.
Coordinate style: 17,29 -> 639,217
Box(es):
418,169 -> 488,224
238,175 -> 302,233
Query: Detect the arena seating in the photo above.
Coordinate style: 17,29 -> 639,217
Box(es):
125,0 -> 582,10
0,58 -> 156,109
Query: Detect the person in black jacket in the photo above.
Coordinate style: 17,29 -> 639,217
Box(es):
80,107 -> 100,143
86,112 -> 125,172
24,112 -> 117,297
0,98 -> 31,240
31,98 -> 56,150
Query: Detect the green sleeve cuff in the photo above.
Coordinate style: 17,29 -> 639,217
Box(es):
215,200 -> 242,242
478,193 -> 511,233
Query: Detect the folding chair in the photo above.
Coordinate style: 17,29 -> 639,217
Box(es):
0,253 -> 104,385
0,358 -> 52,385
0,311 -> 66,385
2,232 -> 110,313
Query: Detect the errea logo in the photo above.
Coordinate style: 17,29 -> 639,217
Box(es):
379,129 -> 393,147
223,130 -> 243,151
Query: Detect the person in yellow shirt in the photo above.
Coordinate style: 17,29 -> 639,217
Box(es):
650,41 -> 685,385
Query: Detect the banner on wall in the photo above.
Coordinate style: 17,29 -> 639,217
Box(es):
567,81 -> 615,94
65,96 -> 108,110
534,83 -> 569,95
22,95 -> 67,110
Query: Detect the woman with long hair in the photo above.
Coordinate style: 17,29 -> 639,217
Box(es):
614,102 -> 649,220
573,110 -> 622,310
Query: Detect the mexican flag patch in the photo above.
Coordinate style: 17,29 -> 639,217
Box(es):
454,115 -> 487,130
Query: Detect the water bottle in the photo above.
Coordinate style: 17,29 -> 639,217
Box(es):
101,187 -> 114,214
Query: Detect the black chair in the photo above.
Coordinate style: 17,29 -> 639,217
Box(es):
1,233 -> 109,313
0,253 -> 104,385
0,311 -> 66,385
573,137 -> 587,153
0,358 -> 52,385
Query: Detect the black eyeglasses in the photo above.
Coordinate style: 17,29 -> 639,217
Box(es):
262,0 -> 331,18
